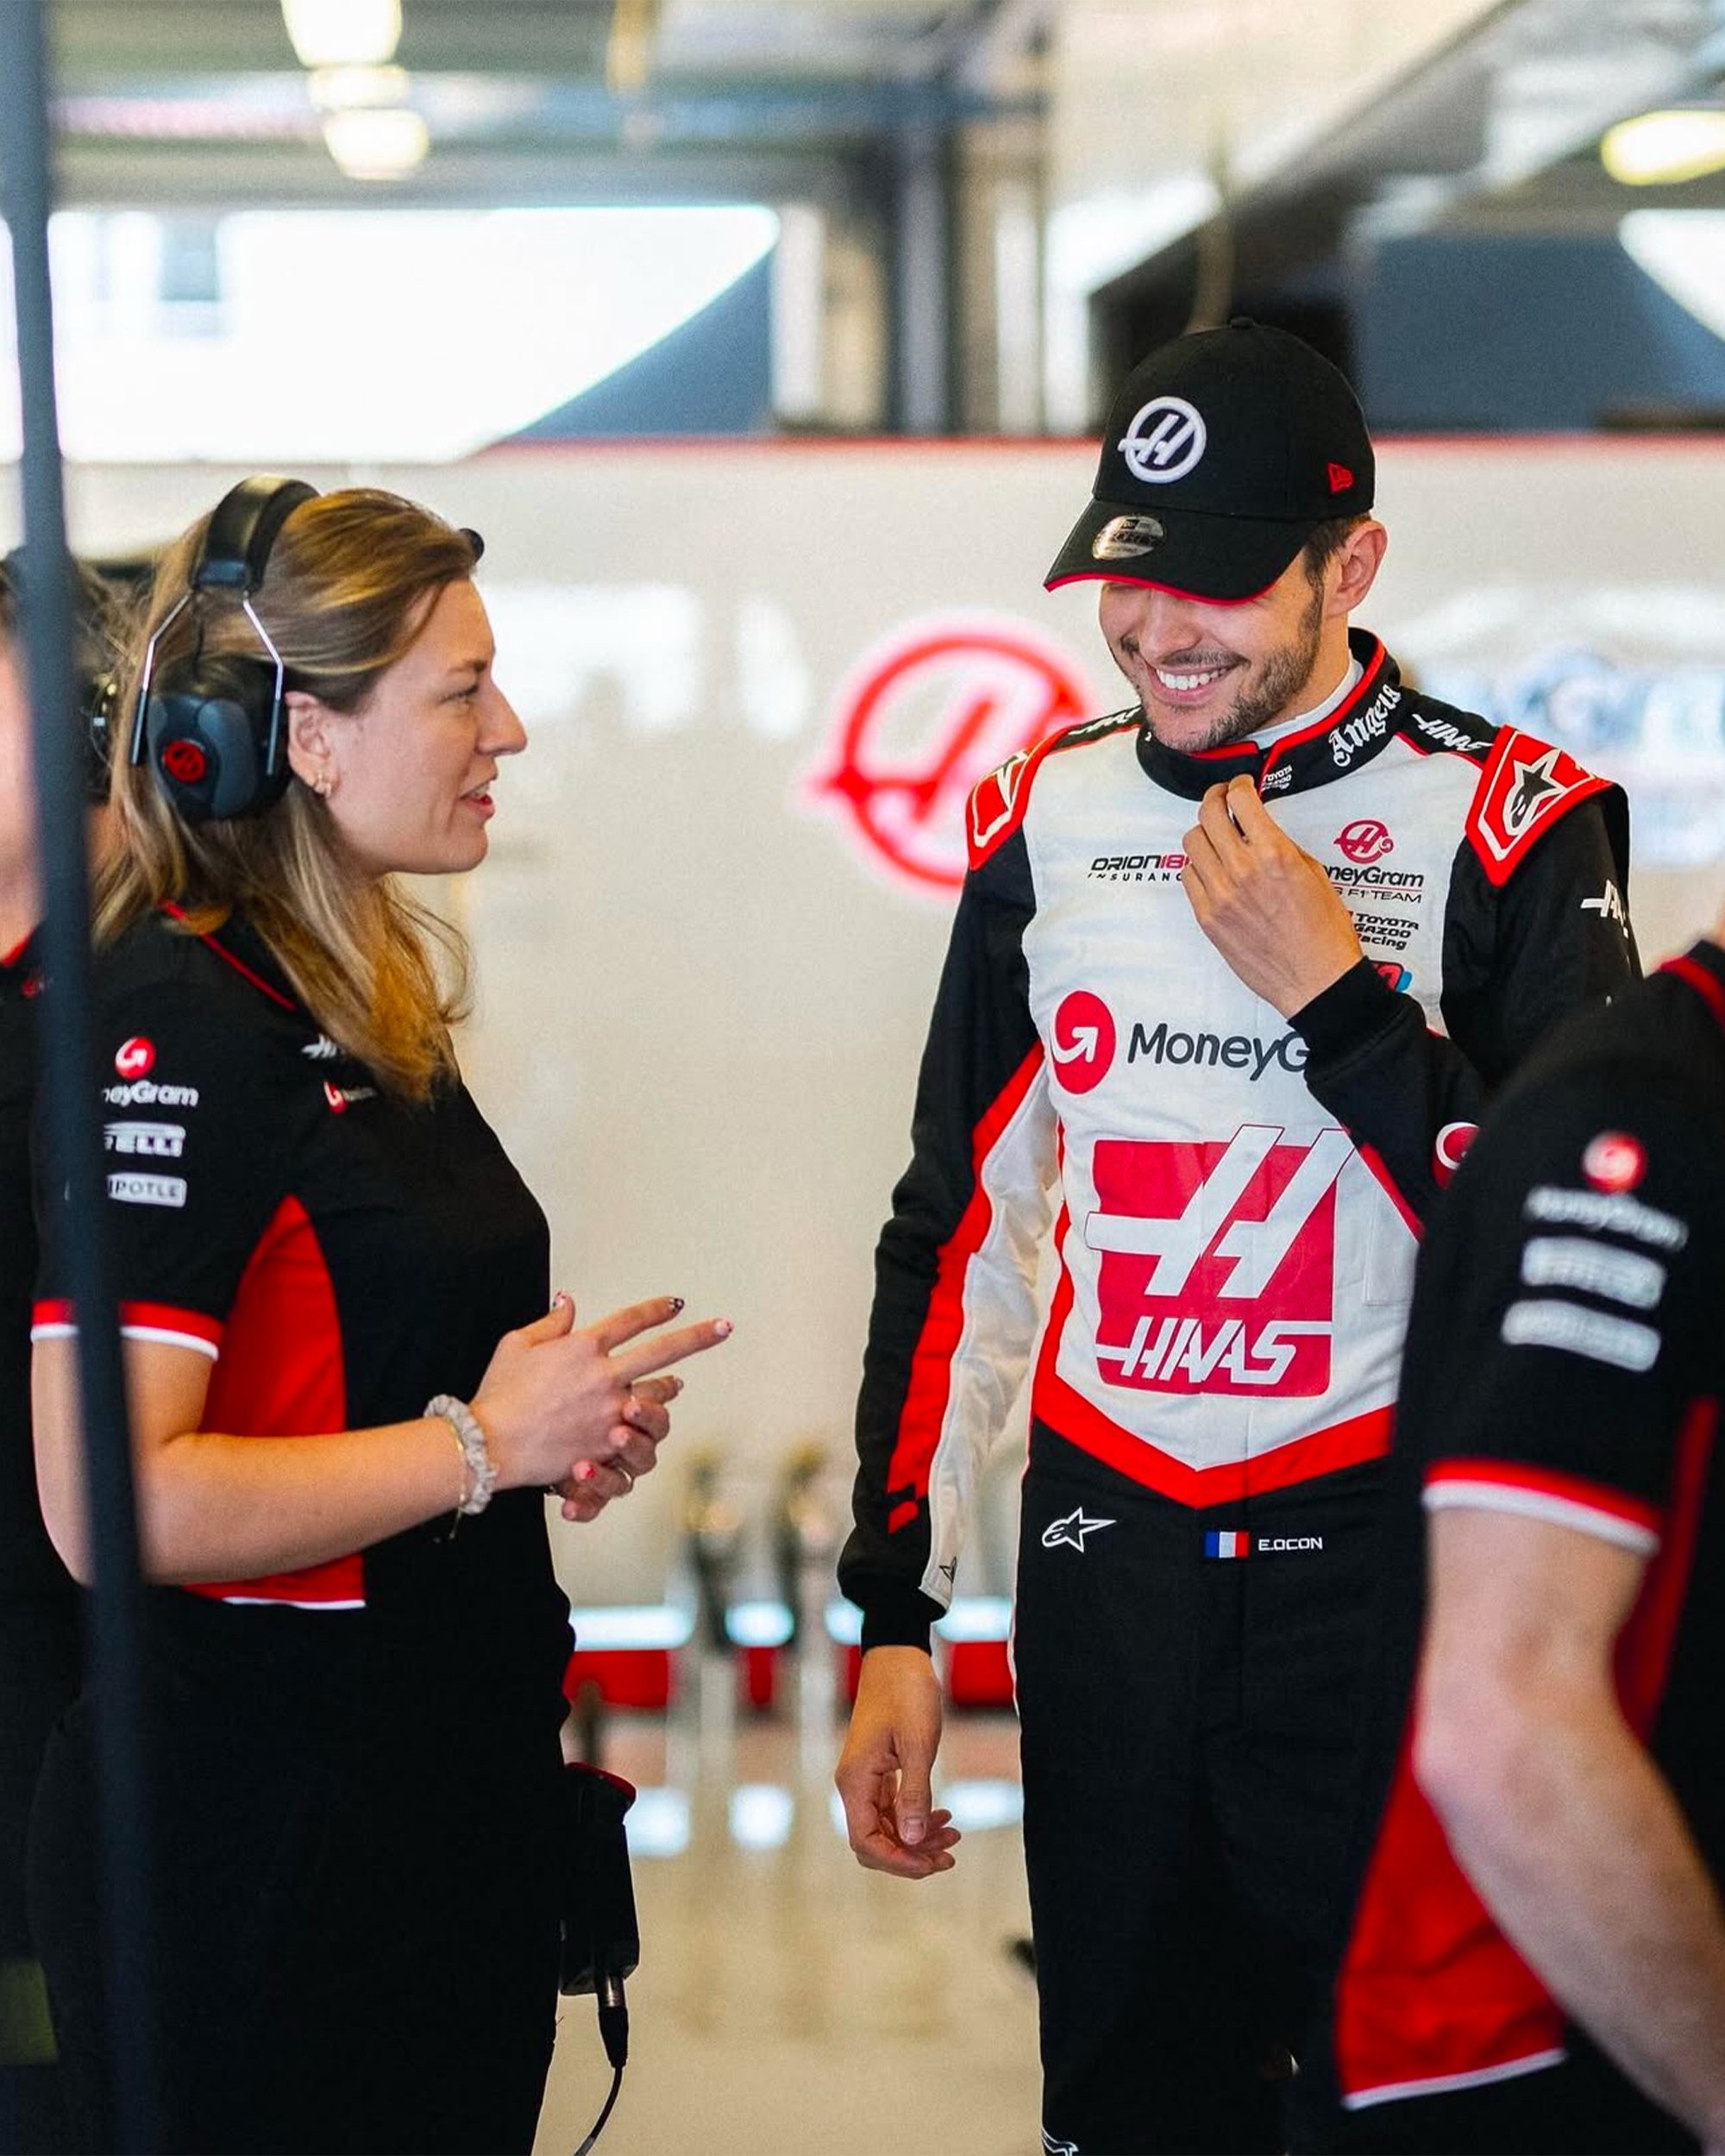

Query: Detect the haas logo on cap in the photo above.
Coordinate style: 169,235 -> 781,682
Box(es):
1119,398 -> 1208,486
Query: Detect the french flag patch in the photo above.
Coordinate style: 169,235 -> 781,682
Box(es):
1204,1530 -> 1251,1561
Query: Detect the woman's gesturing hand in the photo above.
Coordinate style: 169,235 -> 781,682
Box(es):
471,1294 -> 731,1495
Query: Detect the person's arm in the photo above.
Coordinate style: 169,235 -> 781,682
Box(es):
34,1294 -> 726,1585
1294,789 -> 1638,1221
1416,1506 -> 1725,2147
836,818 -> 1056,1877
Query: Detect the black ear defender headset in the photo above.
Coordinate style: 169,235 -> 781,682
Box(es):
0,546 -> 124,805
129,474 -> 320,824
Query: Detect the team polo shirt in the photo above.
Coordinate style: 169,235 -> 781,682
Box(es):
0,928 -> 72,1601
1331,938 -> 1725,2120
32,908 -> 568,1713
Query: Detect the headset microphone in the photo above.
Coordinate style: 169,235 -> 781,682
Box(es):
130,474 -> 318,823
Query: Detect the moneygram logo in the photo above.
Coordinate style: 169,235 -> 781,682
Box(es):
1336,819 -> 1393,864
1084,1125 -> 1352,1396
1051,991 -> 1115,1093
805,616 -> 1094,896
115,1037 -> 154,1080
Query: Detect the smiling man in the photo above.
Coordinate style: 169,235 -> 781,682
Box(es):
835,320 -> 1642,2155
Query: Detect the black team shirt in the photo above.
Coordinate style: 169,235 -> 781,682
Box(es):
1328,939 -> 1725,2129
32,908 -> 569,1735
0,931 -> 69,1601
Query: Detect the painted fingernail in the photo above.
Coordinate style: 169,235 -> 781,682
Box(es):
713,1319 -> 733,1338
670,1376 -> 684,1396
575,1462 -> 596,1482
669,1296 -> 685,1314
551,1290 -> 571,1312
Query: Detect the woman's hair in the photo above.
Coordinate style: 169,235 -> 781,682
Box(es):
99,489 -> 481,1099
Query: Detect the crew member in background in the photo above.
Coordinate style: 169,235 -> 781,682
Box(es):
834,319 -> 1641,2154
0,552 -> 120,2156
25,482 -> 731,2156
1313,927 -> 1725,2154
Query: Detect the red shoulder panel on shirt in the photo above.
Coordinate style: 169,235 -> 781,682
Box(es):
966,714 -> 1134,873
1464,727 -> 1612,890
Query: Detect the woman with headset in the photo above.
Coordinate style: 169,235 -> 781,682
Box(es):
26,482 -> 730,2156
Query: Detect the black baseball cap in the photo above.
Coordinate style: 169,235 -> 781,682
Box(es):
1044,317 -> 1375,602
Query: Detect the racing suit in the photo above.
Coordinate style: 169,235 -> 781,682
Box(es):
838,628 -> 1640,2153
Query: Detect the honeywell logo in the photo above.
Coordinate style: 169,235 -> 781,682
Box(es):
1128,1021 -> 1308,1080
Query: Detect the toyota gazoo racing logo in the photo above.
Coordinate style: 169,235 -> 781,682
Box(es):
806,615 -> 1094,895
1117,397 -> 1208,485
114,1036 -> 155,1080
1335,818 -> 1393,865
1083,1124 -> 1353,1395
1050,991 -> 1116,1094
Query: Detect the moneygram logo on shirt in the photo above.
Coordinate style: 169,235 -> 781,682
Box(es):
1083,1125 -> 1353,1396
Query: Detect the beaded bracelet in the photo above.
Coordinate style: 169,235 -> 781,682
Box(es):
426,1394 -> 498,1519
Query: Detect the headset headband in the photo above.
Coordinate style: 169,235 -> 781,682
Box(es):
195,476 -> 318,596
130,475 -> 320,774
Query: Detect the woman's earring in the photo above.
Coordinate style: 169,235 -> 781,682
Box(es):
312,768 -> 336,800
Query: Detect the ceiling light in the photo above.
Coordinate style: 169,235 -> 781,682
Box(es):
1603,110 -> 1725,187
281,0 -> 401,70
309,65 -> 410,113
322,108 -> 428,181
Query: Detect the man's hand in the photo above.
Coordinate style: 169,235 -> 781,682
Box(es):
835,1646 -> 962,1879
1182,775 -> 1364,1017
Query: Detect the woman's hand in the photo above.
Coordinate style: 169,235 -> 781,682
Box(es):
472,1293 -> 730,1494
554,1372 -> 681,1522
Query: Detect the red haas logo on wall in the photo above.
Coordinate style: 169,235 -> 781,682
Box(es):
806,615 -> 1095,896
1336,819 -> 1394,864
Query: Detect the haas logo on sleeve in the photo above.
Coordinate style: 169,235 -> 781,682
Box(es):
1083,1125 -> 1352,1395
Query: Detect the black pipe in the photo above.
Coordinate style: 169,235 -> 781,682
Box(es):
0,5 -> 159,2148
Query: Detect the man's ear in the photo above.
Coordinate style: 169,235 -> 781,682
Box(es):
284,690 -> 336,790
1332,519 -> 1389,616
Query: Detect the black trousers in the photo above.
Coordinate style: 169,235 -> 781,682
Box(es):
27,1600 -> 562,2156
1015,1428 -> 1383,2156
0,1590 -> 81,2156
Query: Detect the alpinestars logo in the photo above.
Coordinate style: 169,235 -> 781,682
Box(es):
1581,881 -> 1630,935
1084,1125 -> 1352,1395
1504,748 -> 1565,837
1040,1508 -> 1115,1552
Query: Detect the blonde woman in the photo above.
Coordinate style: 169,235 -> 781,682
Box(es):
27,482 -> 729,2155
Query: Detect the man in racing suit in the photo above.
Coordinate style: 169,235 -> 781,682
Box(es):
834,318 -> 1641,2154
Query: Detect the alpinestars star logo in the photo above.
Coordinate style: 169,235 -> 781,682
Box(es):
1041,1508 -> 1115,1553
1505,747 -> 1565,837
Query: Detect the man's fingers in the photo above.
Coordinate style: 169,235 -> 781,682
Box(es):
585,1296 -> 689,1354
628,1375 -> 682,1407
611,1317 -> 733,1384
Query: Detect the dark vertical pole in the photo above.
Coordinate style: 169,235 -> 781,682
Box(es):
891,118 -> 956,435
0,5 -> 158,2149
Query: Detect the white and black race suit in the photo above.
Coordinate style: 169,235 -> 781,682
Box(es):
838,628 -> 1640,2154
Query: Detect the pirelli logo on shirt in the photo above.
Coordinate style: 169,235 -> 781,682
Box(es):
104,1120 -> 185,1159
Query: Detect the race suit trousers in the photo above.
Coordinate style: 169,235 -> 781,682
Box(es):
1015,1426 -> 1383,2156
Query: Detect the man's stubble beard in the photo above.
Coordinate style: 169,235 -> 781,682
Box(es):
1143,577 -> 1326,754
